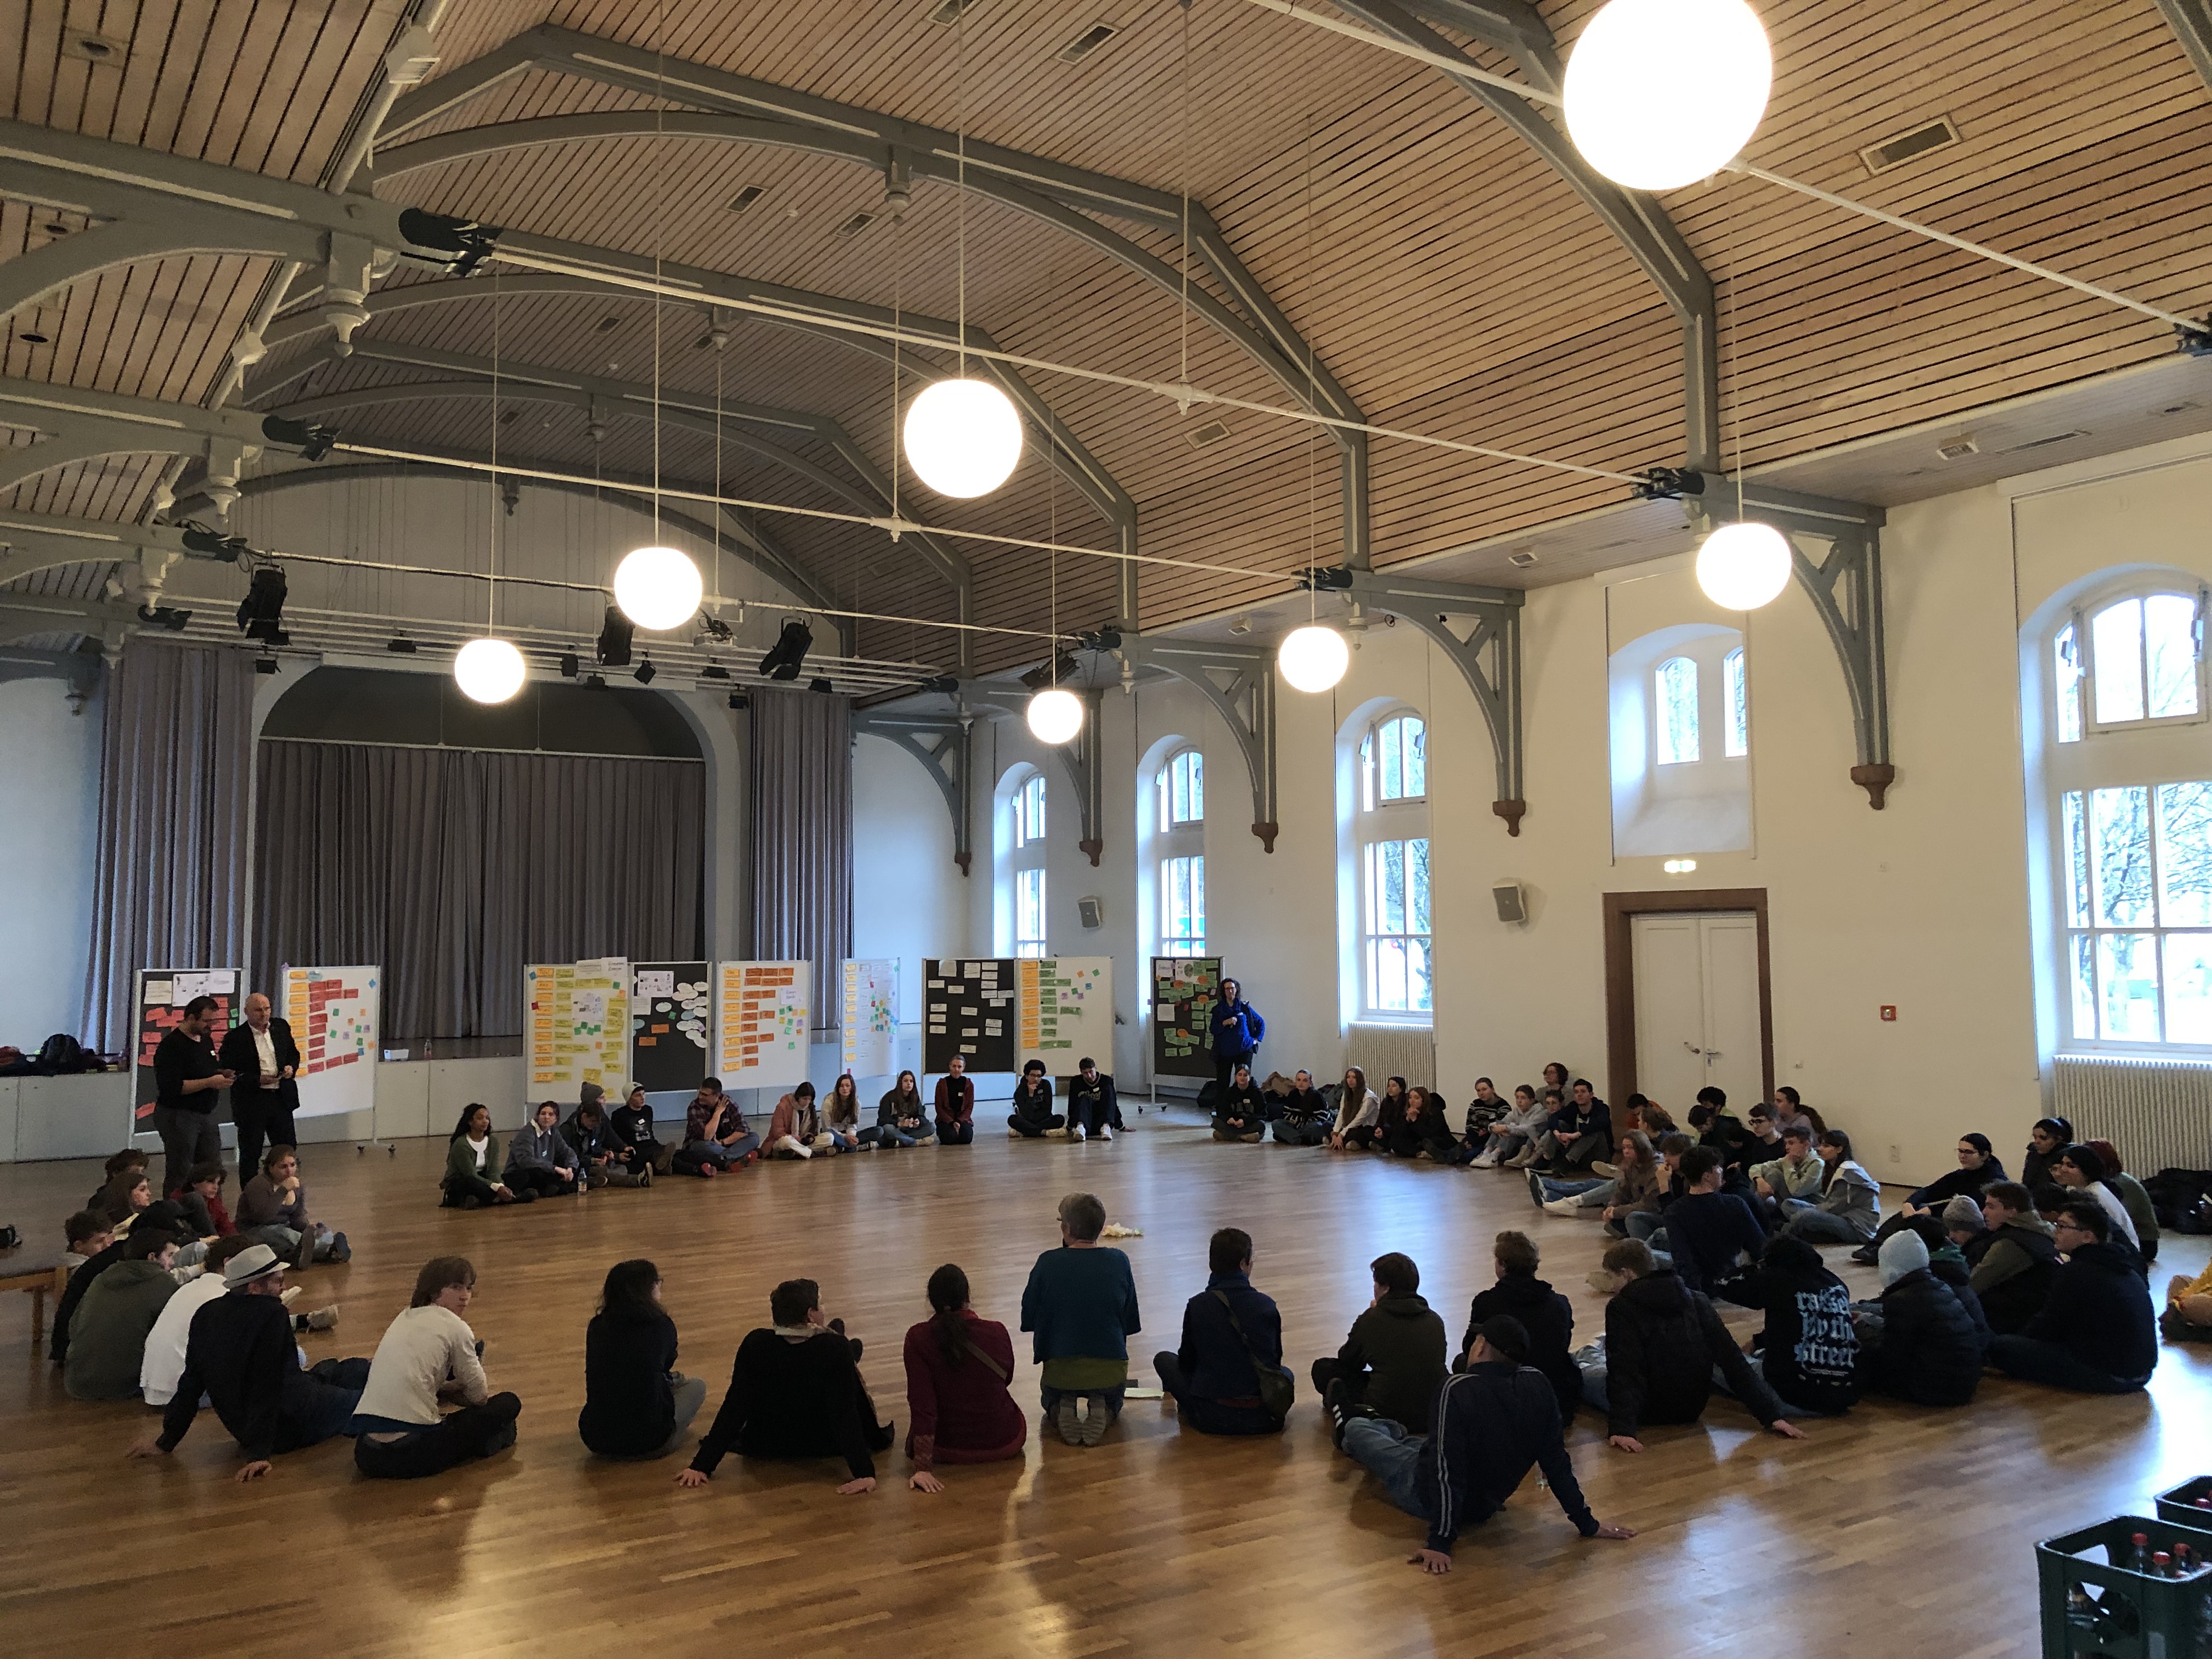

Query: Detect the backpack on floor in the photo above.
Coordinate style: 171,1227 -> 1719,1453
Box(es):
2146,1167 -> 2212,1232
35,1033 -> 87,1075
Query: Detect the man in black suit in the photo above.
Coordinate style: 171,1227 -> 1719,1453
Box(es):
219,992 -> 301,1174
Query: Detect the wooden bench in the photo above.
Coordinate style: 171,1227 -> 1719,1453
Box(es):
0,1260 -> 71,1347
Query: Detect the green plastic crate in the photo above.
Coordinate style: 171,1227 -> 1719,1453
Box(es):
2038,1514 -> 2212,1659
2158,1481 -> 2212,1531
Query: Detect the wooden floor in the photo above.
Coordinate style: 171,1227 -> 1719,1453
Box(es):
1,1115 -> 2204,1659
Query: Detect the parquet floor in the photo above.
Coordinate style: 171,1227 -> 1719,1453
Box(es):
1,1114 -> 2203,1659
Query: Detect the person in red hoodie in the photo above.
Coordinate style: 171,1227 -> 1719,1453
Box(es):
904,1263 -> 1025,1489
933,1054 -> 978,1147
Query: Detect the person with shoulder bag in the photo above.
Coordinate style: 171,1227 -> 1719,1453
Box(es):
1155,1227 -> 1295,1434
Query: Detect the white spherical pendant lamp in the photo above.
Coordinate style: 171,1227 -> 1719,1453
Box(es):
1563,0 -> 1773,192
903,377 -> 1022,498
1696,520 -> 1793,610
1278,624 -> 1350,693
613,544 -> 703,631
454,636 -> 527,704
1026,686 -> 1085,746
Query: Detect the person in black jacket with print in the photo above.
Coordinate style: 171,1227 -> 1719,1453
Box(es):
1853,1230 -> 1985,1407
1579,1238 -> 1806,1452
1343,1316 -> 1635,1573
1458,1231 -> 1579,1426
611,1085 -> 675,1176
580,1259 -> 707,1459
1729,1234 -> 1860,1416
1987,1201 -> 2158,1393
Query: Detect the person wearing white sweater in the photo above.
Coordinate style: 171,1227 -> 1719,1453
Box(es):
1327,1067 -> 1381,1152
351,1256 -> 521,1479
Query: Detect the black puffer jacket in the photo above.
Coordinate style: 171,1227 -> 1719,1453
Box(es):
1602,1269 -> 1781,1438
2021,1239 -> 2158,1383
1856,1268 -> 1983,1407
1462,1271 -> 1578,1426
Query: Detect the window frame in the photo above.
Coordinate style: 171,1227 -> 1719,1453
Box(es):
2059,586 -> 2209,741
1655,655 -> 1701,767
1160,852 -> 1205,956
1013,772 -> 1048,847
1157,747 -> 1205,829
1723,646 -> 1748,759
1014,866 -> 1048,960
1354,709 -> 1432,1023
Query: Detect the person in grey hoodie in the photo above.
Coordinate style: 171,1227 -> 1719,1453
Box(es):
1312,1251 -> 1449,1436
1779,1130 -> 1881,1245
504,1100 -> 584,1199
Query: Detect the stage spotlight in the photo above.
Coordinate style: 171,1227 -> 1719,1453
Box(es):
386,635 -> 417,654
252,655 -> 278,675
633,658 -> 657,685
759,619 -> 813,681
699,663 -> 730,680
558,652 -> 579,678
596,606 -> 634,668
727,690 -> 749,711
808,676 -> 833,695
235,564 -> 288,645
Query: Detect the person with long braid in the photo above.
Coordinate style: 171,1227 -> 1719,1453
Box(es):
901,1264 -> 1026,1490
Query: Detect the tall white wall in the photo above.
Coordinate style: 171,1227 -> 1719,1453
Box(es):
854,732 -> 973,1025
961,430 -> 2212,1181
0,678 -> 101,1049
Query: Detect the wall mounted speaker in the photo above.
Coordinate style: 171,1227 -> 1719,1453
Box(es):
1492,881 -> 1526,924
1077,896 -> 1105,929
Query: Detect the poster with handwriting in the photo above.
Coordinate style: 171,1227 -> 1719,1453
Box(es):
629,961 -> 712,1092
281,964 -> 379,1120
1149,956 -> 1221,1079
840,960 -> 898,1080
526,957 -> 630,1093
924,958 -> 1016,1074
1018,957 -> 1111,1075
717,961 -> 811,1089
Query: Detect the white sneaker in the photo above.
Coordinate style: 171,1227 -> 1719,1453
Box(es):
1542,1196 -> 1582,1217
1098,1127 -> 1113,1142
1070,1125 -> 1086,1141
1471,1153 -> 1498,1170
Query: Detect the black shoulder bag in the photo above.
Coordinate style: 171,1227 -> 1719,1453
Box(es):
1211,1290 -> 1295,1423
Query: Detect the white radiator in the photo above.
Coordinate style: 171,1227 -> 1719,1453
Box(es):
1346,1025 -> 1438,1093
2052,1056 -> 2212,1173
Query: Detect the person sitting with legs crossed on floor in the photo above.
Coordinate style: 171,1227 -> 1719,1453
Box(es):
442,1104 -> 517,1208
351,1256 -> 523,1479
611,1084 -> 676,1176
681,1079 -> 760,1175
563,1089 -> 648,1188
1272,1070 -> 1334,1147
1343,1314 -> 1637,1575
1327,1067 -> 1381,1152
505,1102 -> 585,1198
1020,1192 -> 1142,1447
1156,1226 -> 1294,1436
579,1259 -> 708,1460
1851,1229 -> 1987,1408
1750,1126 -> 1825,1228
233,1145 -> 349,1266
904,1263 -> 1028,1490
1316,1251 -> 1449,1447
1968,1181 -> 2059,1336
1212,1064 -> 1267,1143
823,1074 -> 870,1151
1778,1130 -> 1882,1246
876,1070 -> 938,1149
1986,1200 -> 2158,1394
1654,1147 -> 1770,1299
769,1081 -> 840,1159
1457,1229 -> 1580,1427
129,1242 -> 371,1482
678,1277 -> 893,1493
1008,1061 -> 1065,1140
934,1054 -> 978,1147
1725,1233 -> 1861,1418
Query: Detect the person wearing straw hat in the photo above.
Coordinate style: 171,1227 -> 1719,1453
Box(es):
128,1244 -> 373,1482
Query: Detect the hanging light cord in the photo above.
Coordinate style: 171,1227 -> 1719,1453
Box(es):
1247,0 -> 2206,337
487,268 -> 499,635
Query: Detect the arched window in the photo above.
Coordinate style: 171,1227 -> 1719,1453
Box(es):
1724,647 -> 1748,758
1000,768 -> 1049,960
1153,747 -> 1205,955
1655,657 -> 1699,765
2036,581 -> 2212,1047
1356,711 -> 1430,1018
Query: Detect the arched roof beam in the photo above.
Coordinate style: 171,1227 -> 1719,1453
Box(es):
1330,1 -> 1718,472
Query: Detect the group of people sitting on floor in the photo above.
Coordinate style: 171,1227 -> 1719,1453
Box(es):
436,1057 -> 1132,1207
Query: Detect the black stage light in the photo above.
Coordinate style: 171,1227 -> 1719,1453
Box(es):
235,564 -> 288,644
137,605 -> 190,630
596,606 -> 634,668
699,663 -> 730,680
727,690 -> 749,711
808,676 -> 833,695
585,672 -> 606,688
922,674 -> 960,695
758,618 -> 813,681
558,652 -> 579,678
633,658 -> 657,685
386,635 -> 417,654
1018,653 -> 1078,691
258,414 -> 339,462
179,522 -> 251,562
252,656 -> 278,675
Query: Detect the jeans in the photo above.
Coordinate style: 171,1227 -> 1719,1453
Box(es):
1340,1417 -> 1428,1519
276,1358 -> 372,1452
1780,1202 -> 1869,1244
1987,1335 -> 2151,1394
1626,1211 -> 1669,1250
1541,1177 -> 1610,1203
691,1133 -> 761,1167
1480,1130 -> 1529,1161
355,1393 -> 523,1479
936,1120 -> 976,1146
151,1107 -> 223,1197
1154,1351 -> 1283,1436
1273,1120 -> 1328,1146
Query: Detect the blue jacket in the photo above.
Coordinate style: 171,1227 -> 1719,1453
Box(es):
1209,998 -> 1265,1059
1175,1270 -> 1288,1401
1414,1362 -> 1596,1554
1020,1244 -> 1141,1363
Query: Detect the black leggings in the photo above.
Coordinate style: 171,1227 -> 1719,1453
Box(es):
937,1121 -> 975,1146
355,1394 -> 523,1479
442,1173 -> 501,1207
1008,1114 -> 1065,1137
506,1168 -> 574,1199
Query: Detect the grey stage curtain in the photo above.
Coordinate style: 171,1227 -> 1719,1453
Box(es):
82,639 -> 258,1051
747,687 -> 851,1025
252,741 -> 704,1045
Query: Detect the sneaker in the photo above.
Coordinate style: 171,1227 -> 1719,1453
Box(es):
1503,1148 -> 1535,1169
1526,1168 -> 1549,1208
1098,1127 -> 1113,1142
1009,1128 -> 1024,1139
1470,1152 -> 1498,1170
1076,1400 -> 1113,1446
638,1169 -> 652,1189
292,1232 -> 316,1269
303,1305 -> 340,1332
1848,1244 -> 1880,1266
328,1231 -> 351,1263
1590,1161 -> 1621,1179
1070,1125 -> 1086,1141
1054,1396 -> 1084,1446
1542,1196 -> 1582,1217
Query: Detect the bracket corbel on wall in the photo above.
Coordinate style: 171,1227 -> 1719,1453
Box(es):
851,714 -> 972,874
1308,568 -> 1528,834
1114,635 -> 1280,853
1688,483 -> 1893,808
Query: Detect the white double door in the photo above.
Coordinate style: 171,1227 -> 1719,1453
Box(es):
1630,911 -> 1764,1116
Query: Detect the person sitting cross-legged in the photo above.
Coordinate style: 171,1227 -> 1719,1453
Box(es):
1020,1192 -> 1142,1446
1968,1183 -> 2062,1338
769,1081 -> 841,1159
934,1054 -> 979,1146
1343,1315 -> 1637,1575
2163,1257 -> 2212,1345
1212,1065 -> 1267,1143
1008,1061 -> 1066,1139
1156,1227 -> 1294,1435
1850,1133 -> 2008,1265
1986,1200 -> 2158,1393
1655,1146 -> 1769,1298
1778,1130 -> 1882,1246
1315,1251 -> 1449,1443
442,1104 -> 517,1208
903,1264 -> 1026,1490
504,1102 -> 584,1198
352,1256 -> 523,1479
1724,1234 -> 1861,1418
876,1070 -> 938,1149
1748,1126 -> 1825,1227
1327,1067 -> 1381,1152
1457,1230 -> 1579,1427
1271,1070 -> 1334,1146
1852,1230 -> 1987,1408
677,1278 -> 893,1492
681,1079 -> 759,1175
611,1084 -> 675,1176
237,1146 -> 349,1266
579,1259 -> 708,1460
563,1090 -> 648,1189
1577,1238 -> 1806,1453
65,1225 -> 183,1401
822,1074 -> 870,1152
128,1243 -> 372,1480
1065,1057 -> 1120,1142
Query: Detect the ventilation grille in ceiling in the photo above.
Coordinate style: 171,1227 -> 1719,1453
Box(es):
930,0 -> 981,24
594,314 -> 621,333
835,211 -> 877,239
1059,22 -> 1119,62
2008,429 -> 2090,453
1859,115 -> 1962,176
1935,437 -> 1979,461
1185,418 -> 1231,450
727,185 -> 766,213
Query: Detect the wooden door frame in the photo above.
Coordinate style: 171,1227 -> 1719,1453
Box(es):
1603,889 -> 1775,1113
